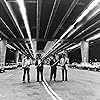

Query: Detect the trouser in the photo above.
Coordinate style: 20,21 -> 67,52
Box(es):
62,68 -> 68,81
50,68 -> 57,81
37,68 -> 43,81
23,68 -> 30,82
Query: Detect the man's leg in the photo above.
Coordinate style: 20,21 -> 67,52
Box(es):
65,69 -> 68,81
27,68 -> 30,82
62,69 -> 64,81
54,69 -> 57,81
50,68 -> 53,81
37,69 -> 39,82
41,69 -> 43,81
23,68 -> 26,82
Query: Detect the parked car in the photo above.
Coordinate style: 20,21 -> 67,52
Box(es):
77,62 -> 92,70
5,63 -> 17,70
0,64 -> 5,73
70,62 -> 78,68
91,62 -> 100,71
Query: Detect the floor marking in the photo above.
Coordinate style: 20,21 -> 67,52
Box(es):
42,78 -> 64,100
42,82 -> 58,100
0,94 -> 6,97
6,74 -> 12,78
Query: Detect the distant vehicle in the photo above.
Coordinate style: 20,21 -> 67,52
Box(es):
91,62 -> 100,71
70,62 -> 78,68
5,63 -> 17,70
77,62 -> 92,70
0,64 -> 5,73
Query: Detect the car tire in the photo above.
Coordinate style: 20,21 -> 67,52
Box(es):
94,67 -> 97,71
88,67 -> 90,71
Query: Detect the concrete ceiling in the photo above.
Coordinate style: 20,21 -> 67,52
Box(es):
0,0 -> 100,58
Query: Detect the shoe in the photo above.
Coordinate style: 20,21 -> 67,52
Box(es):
28,81 -> 31,83
22,81 -> 25,83
36,81 -> 39,82
62,80 -> 64,82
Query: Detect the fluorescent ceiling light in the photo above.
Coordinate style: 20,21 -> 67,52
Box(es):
19,51 -> 22,54
86,32 -> 100,41
43,0 -> 100,58
16,0 -> 35,54
67,43 -> 81,50
6,44 -> 16,50
75,0 -> 100,23
4,0 -> 24,38
0,17 -> 17,38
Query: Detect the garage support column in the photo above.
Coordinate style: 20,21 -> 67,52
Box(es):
63,50 -> 68,57
81,41 -> 89,63
0,40 -> 7,66
15,50 -> 19,65
21,54 -> 25,63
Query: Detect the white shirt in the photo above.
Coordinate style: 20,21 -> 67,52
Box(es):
60,58 -> 65,66
38,59 -> 41,66
23,58 -> 31,67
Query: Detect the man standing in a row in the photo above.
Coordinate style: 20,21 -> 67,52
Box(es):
50,55 -> 59,81
60,54 -> 69,81
35,56 -> 44,82
22,55 -> 31,83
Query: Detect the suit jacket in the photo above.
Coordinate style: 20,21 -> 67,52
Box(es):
35,60 -> 44,70
50,59 -> 57,70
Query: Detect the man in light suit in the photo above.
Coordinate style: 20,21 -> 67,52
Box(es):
22,55 -> 31,83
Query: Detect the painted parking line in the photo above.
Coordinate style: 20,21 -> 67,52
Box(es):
6,74 -> 12,78
42,82 -> 58,100
0,94 -> 6,97
42,78 -> 63,100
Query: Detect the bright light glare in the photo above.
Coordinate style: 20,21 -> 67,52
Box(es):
6,44 -> 16,50
67,43 -> 81,50
16,0 -> 35,54
86,33 -> 100,41
75,0 -> 100,23
43,0 -> 100,58
4,0 -> 24,38
60,25 -> 74,39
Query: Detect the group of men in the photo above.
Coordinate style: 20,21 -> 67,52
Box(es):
50,54 -> 69,82
22,53 -> 69,83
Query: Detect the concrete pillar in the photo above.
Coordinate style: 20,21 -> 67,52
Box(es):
63,50 -> 68,57
15,50 -> 19,65
0,40 -> 7,65
81,41 -> 89,63
21,54 -> 25,62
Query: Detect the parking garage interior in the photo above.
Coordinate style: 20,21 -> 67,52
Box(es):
0,0 -> 100,100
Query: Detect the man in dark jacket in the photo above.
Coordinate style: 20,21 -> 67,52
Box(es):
35,57 -> 44,82
50,55 -> 58,81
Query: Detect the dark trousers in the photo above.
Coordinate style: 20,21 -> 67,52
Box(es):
23,68 -> 30,82
62,68 -> 68,81
37,68 -> 43,81
50,68 -> 57,81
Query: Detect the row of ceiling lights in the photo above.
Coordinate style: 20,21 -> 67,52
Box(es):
1,0 -> 100,58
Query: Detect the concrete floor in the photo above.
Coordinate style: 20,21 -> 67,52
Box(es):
0,65 -> 100,100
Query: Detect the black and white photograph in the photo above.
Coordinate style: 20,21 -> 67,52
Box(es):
0,0 -> 100,100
